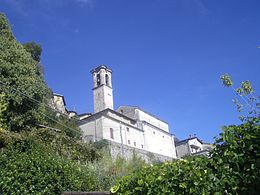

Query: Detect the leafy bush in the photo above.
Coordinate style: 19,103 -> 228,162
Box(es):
112,157 -> 222,195
0,137 -> 102,194
112,118 -> 260,194
211,117 -> 260,194
33,128 -> 101,163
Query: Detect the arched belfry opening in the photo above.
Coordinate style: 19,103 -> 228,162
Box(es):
105,74 -> 109,86
91,65 -> 113,113
97,73 -> 101,86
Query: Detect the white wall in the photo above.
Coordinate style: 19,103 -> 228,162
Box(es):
143,122 -> 176,158
117,106 -> 169,133
80,117 -> 103,142
101,116 -> 145,150
136,109 -> 169,132
79,110 -> 177,159
93,85 -> 113,113
188,138 -> 203,154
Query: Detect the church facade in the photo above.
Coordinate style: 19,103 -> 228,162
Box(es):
79,65 -> 177,160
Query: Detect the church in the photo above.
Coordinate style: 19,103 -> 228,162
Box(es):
79,65 -> 177,161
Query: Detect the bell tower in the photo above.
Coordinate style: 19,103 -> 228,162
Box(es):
91,65 -> 113,113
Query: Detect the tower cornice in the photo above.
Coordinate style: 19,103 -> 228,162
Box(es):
91,65 -> 112,74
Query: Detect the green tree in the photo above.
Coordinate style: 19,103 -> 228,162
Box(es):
0,13 -> 49,131
23,41 -> 44,76
23,41 -> 42,62
220,73 -> 259,120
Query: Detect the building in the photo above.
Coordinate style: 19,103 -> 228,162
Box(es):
175,136 -> 213,158
49,93 -> 78,118
79,65 -> 177,161
50,93 -> 67,114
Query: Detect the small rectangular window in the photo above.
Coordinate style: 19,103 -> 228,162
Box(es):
134,142 -> 136,146
128,140 -> 130,145
127,127 -> 129,132
141,144 -> 144,149
110,128 -> 114,139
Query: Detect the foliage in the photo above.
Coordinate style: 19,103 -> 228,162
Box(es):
23,41 -> 44,76
0,13 -> 50,131
0,93 -> 8,130
0,129 -> 148,193
220,73 -> 233,87
93,151 -> 147,191
220,73 -> 259,120
211,117 -> 260,194
43,106 -> 82,139
23,41 -> 42,63
112,157 -> 221,195
35,128 -> 101,163
0,128 -> 101,164
112,118 -> 260,194
0,137 -> 101,194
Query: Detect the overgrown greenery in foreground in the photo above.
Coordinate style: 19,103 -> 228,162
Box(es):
112,117 -> 260,194
0,129 -> 145,194
0,138 -> 99,194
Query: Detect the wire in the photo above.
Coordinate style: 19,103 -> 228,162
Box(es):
0,81 -> 81,134
0,81 -> 74,119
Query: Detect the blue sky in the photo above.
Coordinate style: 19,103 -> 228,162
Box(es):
1,0 -> 260,142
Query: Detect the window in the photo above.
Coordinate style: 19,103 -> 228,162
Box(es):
134,142 -> 136,146
128,140 -> 130,145
105,74 -> 109,85
153,131 -> 155,135
126,127 -> 129,132
97,74 -> 101,86
110,128 -> 114,139
141,144 -> 144,149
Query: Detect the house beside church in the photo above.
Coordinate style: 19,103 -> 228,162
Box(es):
78,65 -> 177,161
175,136 -> 213,158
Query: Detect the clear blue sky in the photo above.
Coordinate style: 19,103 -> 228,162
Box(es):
1,0 -> 260,143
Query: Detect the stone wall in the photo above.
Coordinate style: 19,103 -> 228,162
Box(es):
108,140 -> 173,162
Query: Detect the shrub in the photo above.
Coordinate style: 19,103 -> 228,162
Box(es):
210,117 -> 260,194
112,118 -> 260,194
0,138 -> 101,194
112,157 -> 223,195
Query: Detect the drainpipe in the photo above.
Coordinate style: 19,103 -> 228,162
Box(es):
94,116 -> 97,142
120,122 -> 124,157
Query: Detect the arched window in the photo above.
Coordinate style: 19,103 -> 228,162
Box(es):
97,74 -> 101,86
105,74 -> 109,86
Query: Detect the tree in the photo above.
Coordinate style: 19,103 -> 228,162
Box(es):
220,73 -> 259,120
23,42 -> 42,63
0,13 -> 49,131
23,41 -> 44,76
